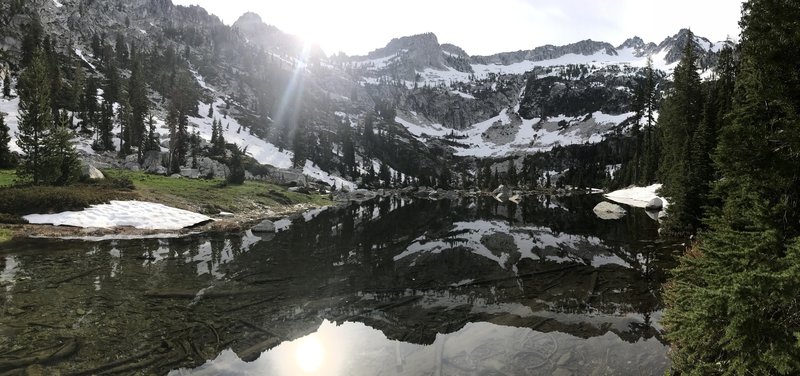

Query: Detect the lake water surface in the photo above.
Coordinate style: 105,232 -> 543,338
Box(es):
0,195 -> 682,375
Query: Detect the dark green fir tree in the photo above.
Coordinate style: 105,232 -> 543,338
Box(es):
664,1 -> 800,374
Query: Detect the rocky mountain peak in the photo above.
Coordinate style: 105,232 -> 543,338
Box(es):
618,36 -> 645,50
657,28 -> 717,66
236,11 -> 262,23
232,12 -> 323,60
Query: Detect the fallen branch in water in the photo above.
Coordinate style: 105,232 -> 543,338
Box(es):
53,267 -> 102,285
0,338 -> 77,372
143,288 -> 275,299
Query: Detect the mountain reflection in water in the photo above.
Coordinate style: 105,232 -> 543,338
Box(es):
0,195 -> 680,375
174,319 -> 666,375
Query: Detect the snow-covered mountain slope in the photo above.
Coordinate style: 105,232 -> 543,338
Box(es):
396,108 -> 632,158
348,29 -> 730,85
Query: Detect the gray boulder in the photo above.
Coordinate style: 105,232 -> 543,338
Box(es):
645,197 -> 664,211
593,201 -> 627,220
180,168 -> 200,179
123,161 -> 140,171
142,151 -> 165,174
196,157 -> 230,179
81,163 -> 105,180
252,219 -> 276,233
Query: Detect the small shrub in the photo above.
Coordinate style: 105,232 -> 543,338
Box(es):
0,186 -> 134,215
0,213 -> 28,224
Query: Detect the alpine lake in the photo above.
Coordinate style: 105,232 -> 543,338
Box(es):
0,194 -> 683,375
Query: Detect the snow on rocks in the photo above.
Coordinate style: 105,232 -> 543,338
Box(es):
23,201 -> 212,230
604,184 -> 668,210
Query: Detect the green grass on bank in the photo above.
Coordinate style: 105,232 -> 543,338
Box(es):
0,169 -> 331,223
0,228 -> 12,242
104,169 -> 332,213
0,170 -> 15,187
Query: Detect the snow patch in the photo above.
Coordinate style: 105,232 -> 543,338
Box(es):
23,201 -> 212,230
74,49 -> 96,71
604,184 -> 668,209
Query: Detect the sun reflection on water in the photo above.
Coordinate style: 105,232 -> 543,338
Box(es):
294,335 -> 325,373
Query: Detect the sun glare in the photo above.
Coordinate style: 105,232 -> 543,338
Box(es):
294,335 -> 326,373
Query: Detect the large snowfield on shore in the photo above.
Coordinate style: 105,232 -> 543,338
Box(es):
604,184 -> 667,209
23,201 -> 212,230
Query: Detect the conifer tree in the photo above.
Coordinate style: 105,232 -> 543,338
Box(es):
226,145 -> 246,185
144,114 -> 160,152
81,76 -> 98,135
292,121 -> 308,168
2,74 -> 10,98
94,100 -> 115,152
49,112 -> 80,185
16,47 -> 55,184
128,58 -> 149,149
70,61 -> 84,112
210,118 -> 219,154
0,114 -> 12,168
640,57 -> 659,184
507,161 -> 517,187
103,60 -> 120,104
664,1 -> 800,373
658,30 -> 704,234
17,48 -> 79,185
213,119 -> 225,154
167,101 -> 189,173
378,161 -> 390,187
117,96 -> 132,155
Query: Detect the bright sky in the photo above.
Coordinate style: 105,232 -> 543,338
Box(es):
171,0 -> 743,56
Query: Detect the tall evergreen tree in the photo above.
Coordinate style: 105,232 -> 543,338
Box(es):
664,1 -> 800,374
94,100 -> 115,152
16,47 -> 55,185
144,114 -> 160,152
226,145 -> 246,185
20,15 -> 43,69
292,120 -> 308,168
117,96 -> 132,155
128,57 -> 149,150
0,114 -> 12,168
50,111 -> 80,185
103,60 -> 120,105
70,60 -> 85,112
2,74 -> 10,98
167,101 -> 189,173
658,30 -> 705,235
16,48 -> 79,185
80,76 -> 98,135
640,57 -> 660,184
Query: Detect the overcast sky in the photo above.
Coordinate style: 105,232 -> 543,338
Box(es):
171,0 -> 743,56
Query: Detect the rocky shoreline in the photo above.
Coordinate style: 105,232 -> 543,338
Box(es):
3,185 -> 611,242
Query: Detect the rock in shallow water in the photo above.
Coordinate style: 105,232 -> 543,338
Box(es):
252,219 -> 276,233
593,201 -> 627,220
645,197 -> 664,210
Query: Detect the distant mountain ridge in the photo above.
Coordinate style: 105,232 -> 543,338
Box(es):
348,28 -> 731,81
